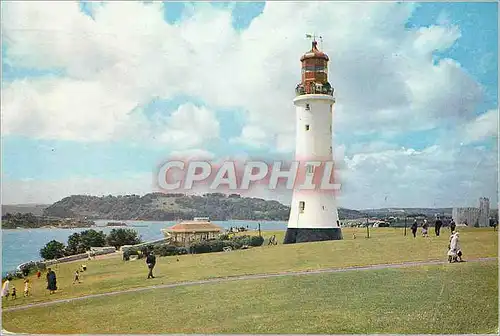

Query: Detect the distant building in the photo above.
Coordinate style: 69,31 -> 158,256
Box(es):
162,217 -> 223,246
452,197 -> 490,227
479,197 -> 490,227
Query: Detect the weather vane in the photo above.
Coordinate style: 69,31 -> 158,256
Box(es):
306,33 -> 323,48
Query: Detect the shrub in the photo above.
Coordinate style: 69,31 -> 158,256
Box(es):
249,235 -> 264,247
208,240 -> 224,253
231,235 -> 251,246
154,244 -> 178,257
176,247 -> 188,255
123,249 -> 144,260
227,239 -> 243,250
190,241 -> 211,254
219,233 -> 230,240
188,234 -> 264,254
18,261 -> 46,276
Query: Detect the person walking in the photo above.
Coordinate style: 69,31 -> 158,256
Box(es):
24,279 -> 31,297
46,268 -> 57,294
422,219 -> 429,237
435,216 -> 443,237
36,270 -> 41,279
146,252 -> 156,279
1,277 -> 11,299
450,219 -> 456,233
73,270 -> 81,284
411,219 -> 418,238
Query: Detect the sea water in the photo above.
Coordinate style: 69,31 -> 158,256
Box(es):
1,220 -> 286,276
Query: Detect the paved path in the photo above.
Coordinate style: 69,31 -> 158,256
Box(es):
3,257 -> 497,313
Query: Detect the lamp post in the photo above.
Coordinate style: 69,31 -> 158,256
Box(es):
366,217 -> 370,238
404,213 -> 407,236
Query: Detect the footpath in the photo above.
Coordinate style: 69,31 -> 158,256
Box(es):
3,256 -> 497,313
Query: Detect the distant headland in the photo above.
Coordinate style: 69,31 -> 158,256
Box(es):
2,192 -> 498,229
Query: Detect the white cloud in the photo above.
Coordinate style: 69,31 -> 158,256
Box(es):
338,143 -> 498,209
168,149 -> 215,161
1,1 -> 485,146
1,2 -> 497,208
155,103 -> 220,149
463,109 -> 498,144
1,77 -> 147,141
230,125 -> 270,149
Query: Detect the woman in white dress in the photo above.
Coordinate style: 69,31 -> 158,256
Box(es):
448,231 -> 463,262
1,278 -> 10,298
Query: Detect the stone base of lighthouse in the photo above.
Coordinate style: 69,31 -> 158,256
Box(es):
283,227 -> 343,244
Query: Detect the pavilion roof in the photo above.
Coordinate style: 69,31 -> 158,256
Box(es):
165,221 -> 223,233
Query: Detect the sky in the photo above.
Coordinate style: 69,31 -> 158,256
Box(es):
1,1 -> 498,209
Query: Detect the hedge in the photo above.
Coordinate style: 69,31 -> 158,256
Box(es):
123,235 -> 266,257
153,244 -> 188,257
189,235 -> 264,254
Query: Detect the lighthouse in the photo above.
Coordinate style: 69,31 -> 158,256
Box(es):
283,37 -> 343,244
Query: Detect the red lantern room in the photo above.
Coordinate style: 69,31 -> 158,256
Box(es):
295,38 -> 333,96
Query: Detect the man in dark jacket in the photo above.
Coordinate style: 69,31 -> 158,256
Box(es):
146,252 -> 156,279
411,219 -> 418,238
435,216 -> 443,236
450,219 -> 456,233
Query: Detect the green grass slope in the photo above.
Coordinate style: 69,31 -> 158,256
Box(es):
2,228 -> 497,310
3,260 -> 497,334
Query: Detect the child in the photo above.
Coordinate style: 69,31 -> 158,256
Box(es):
24,279 -> 30,297
73,270 -> 81,284
11,286 -> 17,300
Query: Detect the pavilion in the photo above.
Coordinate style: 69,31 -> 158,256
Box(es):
162,217 -> 223,246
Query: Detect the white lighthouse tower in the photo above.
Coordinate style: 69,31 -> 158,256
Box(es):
284,37 -> 343,244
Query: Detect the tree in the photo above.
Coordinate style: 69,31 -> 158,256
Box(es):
106,228 -> 142,249
40,240 -> 66,260
80,229 -> 106,249
65,230 -> 107,255
66,232 -> 84,255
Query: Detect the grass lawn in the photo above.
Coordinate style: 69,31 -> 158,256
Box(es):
2,260 -> 497,334
1,227 -> 497,310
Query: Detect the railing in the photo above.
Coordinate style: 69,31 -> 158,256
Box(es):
295,82 -> 334,96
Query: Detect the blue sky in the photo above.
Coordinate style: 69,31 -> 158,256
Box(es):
1,1 -> 498,208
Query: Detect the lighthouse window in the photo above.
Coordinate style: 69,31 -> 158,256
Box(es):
303,65 -> 326,72
305,104 -> 310,110
329,146 -> 333,154
305,124 -> 310,131
299,201 -> 305,213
